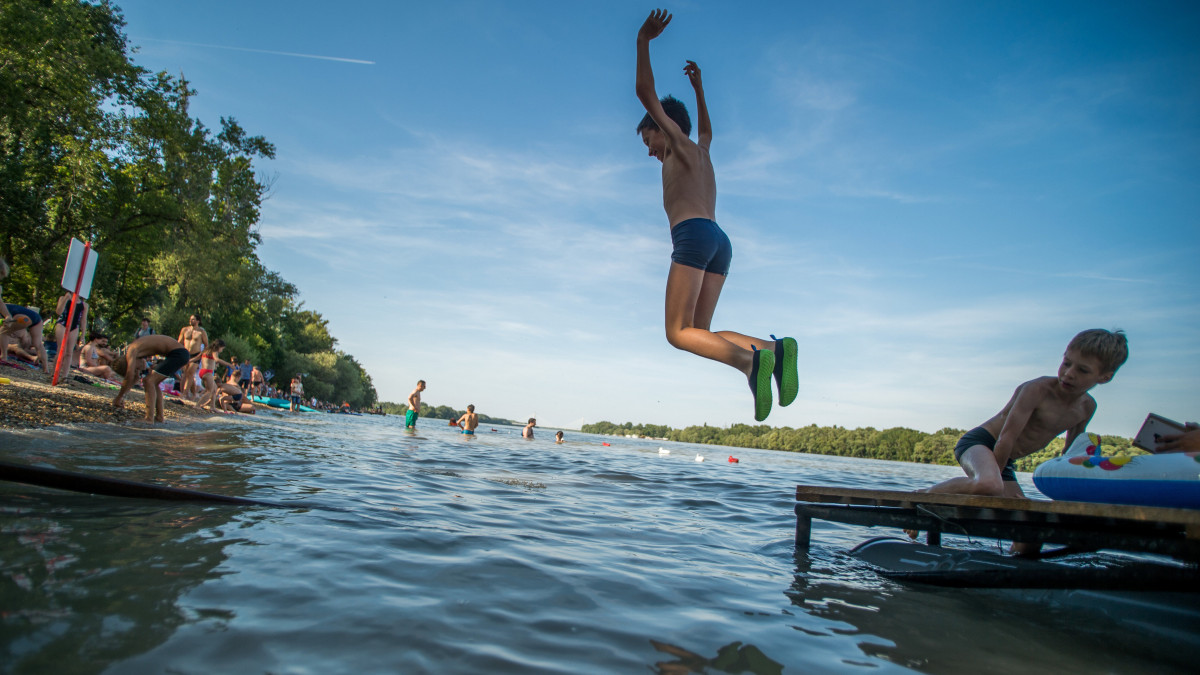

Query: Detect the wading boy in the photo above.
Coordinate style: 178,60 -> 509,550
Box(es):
457,404 -> 479,435
635,9 -> 797,421
112,335 -> 192,423
916,329 -> 1128,500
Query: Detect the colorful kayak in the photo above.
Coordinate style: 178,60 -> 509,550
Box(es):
1033,432 -> 1200,509
251,395 -> 316,413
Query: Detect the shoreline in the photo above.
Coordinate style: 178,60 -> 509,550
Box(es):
0,360 -> 224,430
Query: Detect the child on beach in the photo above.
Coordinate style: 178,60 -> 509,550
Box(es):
635,9 -> 798,422
914,329 -> 1128,501
406,380 -> 425,429
193,340 -> 233,411
457,404 -> 479,435
112,335 -> 192,422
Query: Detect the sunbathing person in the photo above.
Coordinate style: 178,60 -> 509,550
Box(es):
1,304 -> 50,372
78,332 -> 119,381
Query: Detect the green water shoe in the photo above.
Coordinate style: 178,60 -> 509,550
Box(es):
771,334 -> 799,407
749,347 -> 775,422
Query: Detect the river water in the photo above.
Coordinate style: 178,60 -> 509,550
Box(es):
0,412 -> 1194,674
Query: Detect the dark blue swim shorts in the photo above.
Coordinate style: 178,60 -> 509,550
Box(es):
670,218 -> 732,276
953,426 -> 1016,482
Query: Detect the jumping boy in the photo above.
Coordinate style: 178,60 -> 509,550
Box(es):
635,9 -> 797,422
112,334 -> 192,422
406,379 -> 425,429
916,329 -> 1128,501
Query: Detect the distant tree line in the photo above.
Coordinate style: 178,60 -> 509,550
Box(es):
580,421 -> 1140,471
0,0 -> 376,407
377,401 -> 516,426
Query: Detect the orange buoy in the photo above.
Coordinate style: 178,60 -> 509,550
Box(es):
728,456 -> 739,463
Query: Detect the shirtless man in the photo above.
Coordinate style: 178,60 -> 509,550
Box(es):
112,335 -> 192,422
456,404 -> 480,435
635,9 -> 797,422
522,418 -> 536,439
176,314 -> 208,400
405,379 -> 425,429
78,332 -> 118,381
250,365 -> 265,396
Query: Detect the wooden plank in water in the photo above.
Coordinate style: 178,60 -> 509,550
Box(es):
795,484 -> 1200,527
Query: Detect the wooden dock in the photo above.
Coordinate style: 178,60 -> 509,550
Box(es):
795,485 -> 1200,562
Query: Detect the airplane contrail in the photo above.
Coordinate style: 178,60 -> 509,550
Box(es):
136,37 -> 375,65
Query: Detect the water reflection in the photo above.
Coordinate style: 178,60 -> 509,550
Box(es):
787,549 -> 1197,674
650,638 -> 784,675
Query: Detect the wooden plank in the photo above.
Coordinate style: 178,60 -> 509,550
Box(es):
795,484 -> 1200,527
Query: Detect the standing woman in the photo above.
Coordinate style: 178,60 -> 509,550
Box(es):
54,291 -> 88,380
193,339 -> 232,411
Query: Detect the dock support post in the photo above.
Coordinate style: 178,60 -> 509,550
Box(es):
927,530 -> 941,547
795,512 -> 812,550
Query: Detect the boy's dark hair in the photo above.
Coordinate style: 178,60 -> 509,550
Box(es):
1068,329 -> 1129,374
636,95 -> 691,137
467,404 -> 475,412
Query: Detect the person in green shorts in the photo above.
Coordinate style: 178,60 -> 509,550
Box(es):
405,379 -> 425,429
635,9 -> 798,421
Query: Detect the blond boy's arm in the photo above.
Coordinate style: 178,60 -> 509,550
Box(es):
1061,397 -> 1097,452
991,382 -> 1045,466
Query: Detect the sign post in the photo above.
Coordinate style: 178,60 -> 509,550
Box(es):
51,238 -> 98,386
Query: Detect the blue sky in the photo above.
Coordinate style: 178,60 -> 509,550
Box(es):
115,1 -> 1199,434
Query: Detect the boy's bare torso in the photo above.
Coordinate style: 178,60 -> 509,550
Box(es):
980,376 -> 1096,460
660,140 -> 717,227
462,412 -> 478,431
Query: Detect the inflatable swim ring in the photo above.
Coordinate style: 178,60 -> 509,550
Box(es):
1033,432 -> 1200,509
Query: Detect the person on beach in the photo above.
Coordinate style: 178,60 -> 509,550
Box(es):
54,292 -> 88,380
193,340 -> 233,411
555,430 -> 565,444
405,379 -> 425,428
456,404 -> 479,435
1,304 -> 51,372
290,375 -> 304,412
907,329 -> 1128,547
522,418 -> 536,439
238,359 -> 253,392
250,365 -> 265,395
78,332 -> 119,381
214,381 -> 253,414
635,9 -> 798,422
176,315 -> 208,400
134,317 -> 155,340
112,334 -> 192,422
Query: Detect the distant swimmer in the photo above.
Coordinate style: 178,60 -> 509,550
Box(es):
457,404 -> 479,435
555,430 -> 564,444
635,9 -> 798,422
112,335 -> 192,422
406,379 -> 426,429
522,418 -> 536,439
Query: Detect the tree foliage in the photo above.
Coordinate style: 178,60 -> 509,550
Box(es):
0,0 -> 376,406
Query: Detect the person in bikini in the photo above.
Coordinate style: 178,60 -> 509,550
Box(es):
176,314 -> 208,400
635,9 -> 798,422
112,335 -> 193,422
907,329 -> 1128,550
193,339 -> 233,411
456,404 -> 479,435
53,292 -> 88,381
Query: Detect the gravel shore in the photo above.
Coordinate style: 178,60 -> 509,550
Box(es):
0,360 -> 218,429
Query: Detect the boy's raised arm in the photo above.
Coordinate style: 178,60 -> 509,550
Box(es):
685,60 -> 711,148
636,9 -> 689,146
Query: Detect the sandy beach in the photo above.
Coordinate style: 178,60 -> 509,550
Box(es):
0,360 -> 219,429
